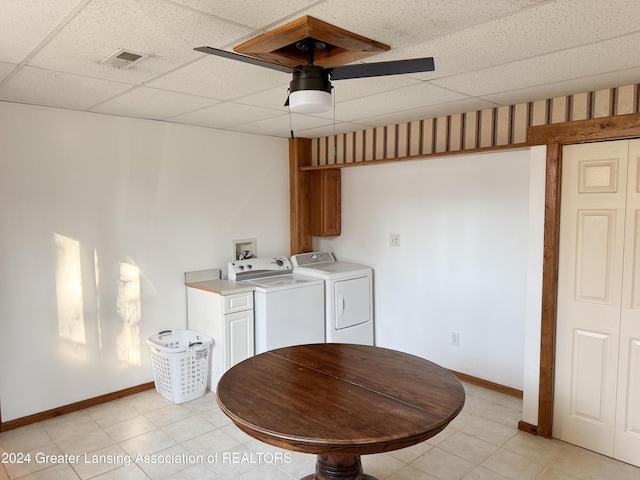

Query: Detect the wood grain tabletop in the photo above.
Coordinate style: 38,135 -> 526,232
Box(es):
216,343 -> 465,456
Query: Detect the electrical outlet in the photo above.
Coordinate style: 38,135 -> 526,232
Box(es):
390,234 -> 400,246
451,332 -> 460,346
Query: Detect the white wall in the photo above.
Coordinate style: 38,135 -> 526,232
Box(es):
521,146 -> 547,425
317,149 -> 532,389
0,102 -> 289,421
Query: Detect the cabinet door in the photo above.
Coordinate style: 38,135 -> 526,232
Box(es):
225,310 -> 254,370
311,169 -> 341,236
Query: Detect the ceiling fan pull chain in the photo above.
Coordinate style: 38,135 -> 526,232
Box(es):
287,88 -> 295,139
333,87 -> 337,158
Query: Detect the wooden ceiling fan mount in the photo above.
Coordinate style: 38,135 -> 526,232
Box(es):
233,16 -> 391,68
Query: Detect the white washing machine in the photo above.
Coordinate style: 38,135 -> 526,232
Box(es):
229,256 -> 325,354
291,252 -> 374,345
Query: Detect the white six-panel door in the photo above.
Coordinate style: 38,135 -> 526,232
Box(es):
555,139 -> 640,467
615,139 -> 640,465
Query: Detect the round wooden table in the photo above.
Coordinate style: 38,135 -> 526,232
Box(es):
216,343 -> 465,480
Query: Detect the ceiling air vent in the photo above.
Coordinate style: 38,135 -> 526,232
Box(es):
100,48 -> 149,69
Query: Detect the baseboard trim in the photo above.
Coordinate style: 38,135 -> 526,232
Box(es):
0,382 -> 155,432
450,370 -> 523,399
448,371 -> 539,436
518,420 -> 538,435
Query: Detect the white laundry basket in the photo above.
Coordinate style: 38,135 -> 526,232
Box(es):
147,330 -> 213,404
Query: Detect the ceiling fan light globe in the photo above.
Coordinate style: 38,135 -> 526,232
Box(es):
289,90 -> 332,114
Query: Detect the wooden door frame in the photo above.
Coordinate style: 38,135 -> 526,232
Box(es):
528,112 -> 640,437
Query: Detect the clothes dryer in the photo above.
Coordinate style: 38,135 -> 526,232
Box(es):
291,252 -> 374,345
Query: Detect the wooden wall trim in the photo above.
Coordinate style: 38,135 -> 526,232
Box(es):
528,112 -> 640,145
0,382 -> 155,432
299,143 -> 528,171
289,138 -> 314,254
537,142 -> 562,438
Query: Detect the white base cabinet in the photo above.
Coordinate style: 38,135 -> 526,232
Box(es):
187,287 -> 254,391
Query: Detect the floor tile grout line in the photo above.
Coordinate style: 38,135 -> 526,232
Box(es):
2,387 -> 638,480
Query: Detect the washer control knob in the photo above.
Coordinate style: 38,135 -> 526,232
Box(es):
275,258 -> 284,266
246,264 -> 252,269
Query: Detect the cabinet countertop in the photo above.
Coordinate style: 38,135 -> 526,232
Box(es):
185,279 -> 254,296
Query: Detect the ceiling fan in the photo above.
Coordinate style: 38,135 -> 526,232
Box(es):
194,39 -> 434,114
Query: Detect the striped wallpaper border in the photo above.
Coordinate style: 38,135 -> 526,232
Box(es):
310,83 -> 640,166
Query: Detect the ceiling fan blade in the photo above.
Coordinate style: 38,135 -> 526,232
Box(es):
194,46 -> 294,74
328,57 -> 434,80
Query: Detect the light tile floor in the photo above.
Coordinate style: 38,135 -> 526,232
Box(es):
1,383 -> 638,480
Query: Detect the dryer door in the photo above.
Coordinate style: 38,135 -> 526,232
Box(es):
334,276 -> 371,330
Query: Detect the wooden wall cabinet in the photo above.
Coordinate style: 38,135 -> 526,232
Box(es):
310,169 -> 341,237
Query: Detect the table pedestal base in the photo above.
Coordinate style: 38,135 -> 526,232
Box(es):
301,455 -> 378,480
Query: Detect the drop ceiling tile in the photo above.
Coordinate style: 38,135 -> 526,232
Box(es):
373,0 -> 640,80
422,97 -> 502,117
432,32 -> 640,97
0,0 -> 81,63
28,0 -> 254,84
89,86 -> 220,120
305,0 -> 540,49
295,121 -> 376,138
510,0 -> 640,48
227,113 -> 293,137
357,97 -> 500,128
233,111 -> 335,137
233,86 -> 291,112
171,0 -> 320,29
334,82 -> 469,122
167,101 -> 283,129
0,66 -> 134,110
331,75 -> 423,103
482,67 -> 640,106
147,56 -> 290,101
288,112 -> 340,133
